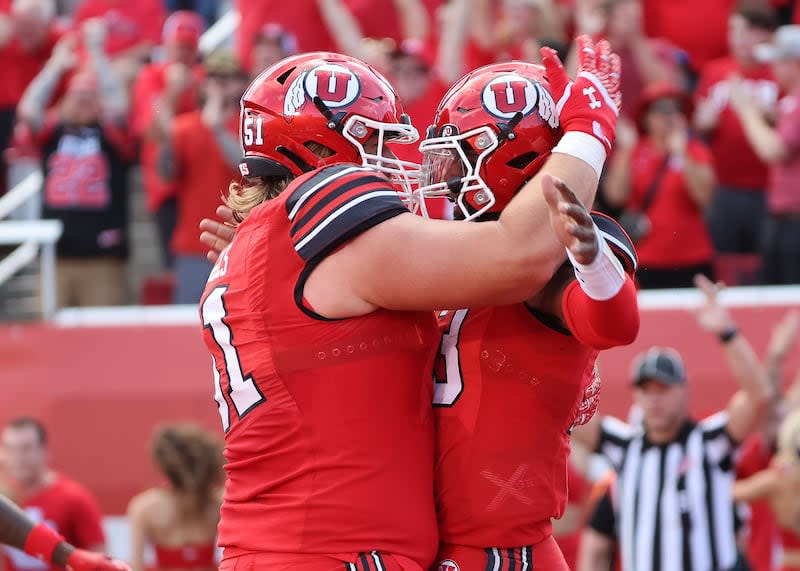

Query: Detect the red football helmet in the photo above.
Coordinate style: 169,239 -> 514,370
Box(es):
239,52 -> 420,201
418,62 -> 562,220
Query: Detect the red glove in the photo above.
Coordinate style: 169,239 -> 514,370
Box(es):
66,550 -> 131,571
572,372 -> 601,428
541,36 -> 621,153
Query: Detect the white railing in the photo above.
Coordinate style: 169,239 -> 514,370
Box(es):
198,9 -> 240,54
0,171 -> 63,319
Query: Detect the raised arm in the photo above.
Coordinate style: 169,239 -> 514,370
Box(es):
730,76 -> 788,163
316,0 -> 367,61
17,36 -> 78,132
434,0 -> 470,85
765,311 -> 799,393
692,274 -> 773,443
82,19 -> 129,120
393,0 -> 429,42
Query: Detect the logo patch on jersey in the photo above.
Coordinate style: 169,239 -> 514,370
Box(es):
438,560 -> 460,571
481,74 -> 539,120
304,64 -> 361,108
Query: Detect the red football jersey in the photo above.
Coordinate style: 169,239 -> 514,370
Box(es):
200,164 -> 440,568
3,475 -> 105,571
433,304 -> 598,549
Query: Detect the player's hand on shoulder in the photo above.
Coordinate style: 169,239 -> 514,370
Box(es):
543,174 -> 598,265
200,205 -> 238,263
65,549 -> 131,571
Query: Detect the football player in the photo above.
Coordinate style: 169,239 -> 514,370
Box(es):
198,40 -> 620,571
417,56 -> 639,570
0,495 -> 129,571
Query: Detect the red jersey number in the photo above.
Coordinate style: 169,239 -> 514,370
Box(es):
201,286 -> 266,432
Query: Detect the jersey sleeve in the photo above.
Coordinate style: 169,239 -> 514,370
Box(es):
285,164 -> 408,263
561,276 -> 640,350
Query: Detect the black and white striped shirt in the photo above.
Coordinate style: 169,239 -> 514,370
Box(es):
597,412 -> 739,571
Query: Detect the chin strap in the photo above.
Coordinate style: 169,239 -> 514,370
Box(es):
312,96 -> 346,131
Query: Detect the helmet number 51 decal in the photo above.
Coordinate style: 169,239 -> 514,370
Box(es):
243,116 -> 264,146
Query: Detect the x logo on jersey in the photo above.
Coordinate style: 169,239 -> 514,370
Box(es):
481,463 -> 536,511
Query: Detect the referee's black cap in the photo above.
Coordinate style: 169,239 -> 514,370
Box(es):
631,347 -> 687,386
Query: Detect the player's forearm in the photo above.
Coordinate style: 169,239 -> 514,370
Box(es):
0,496 -> 32,551
0,496 -> 73,567
498,153 -> 601,289
562,276 -> 639,350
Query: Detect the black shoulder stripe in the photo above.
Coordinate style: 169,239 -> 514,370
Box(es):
284,163 -> 362,217
289,174 -> 392,238
294,193 -> 406,262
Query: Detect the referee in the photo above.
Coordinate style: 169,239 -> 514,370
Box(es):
573,275 -> 773,571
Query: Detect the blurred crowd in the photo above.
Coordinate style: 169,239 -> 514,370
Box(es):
1,0 -> 800,308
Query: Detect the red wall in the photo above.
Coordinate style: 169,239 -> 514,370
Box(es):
1,302 -> 798,514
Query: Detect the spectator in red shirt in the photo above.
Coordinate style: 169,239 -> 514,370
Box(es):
130,10 -> 204,269
731,25 -> 800,285
248,23 -> 297,79
1,417 -> 106,571
157,49 -> 247,304
17,21 -> 134,308
0,0 -> 61,195
605,82 -> 716,289
695,8 -> 779,257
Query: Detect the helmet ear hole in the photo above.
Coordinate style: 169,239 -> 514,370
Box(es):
304,141 -> 335,158
506,151 -> 540,170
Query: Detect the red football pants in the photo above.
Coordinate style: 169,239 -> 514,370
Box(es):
219,551 -> 423,571
434,537 -> 569,571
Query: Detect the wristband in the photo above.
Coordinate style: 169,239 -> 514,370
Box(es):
551,132 -> 608,177
24,523 -> 65,563
566,225 -> 625,301
718,326 -> 738,344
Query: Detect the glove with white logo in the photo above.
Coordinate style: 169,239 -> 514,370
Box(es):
541,35 -> 621,155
